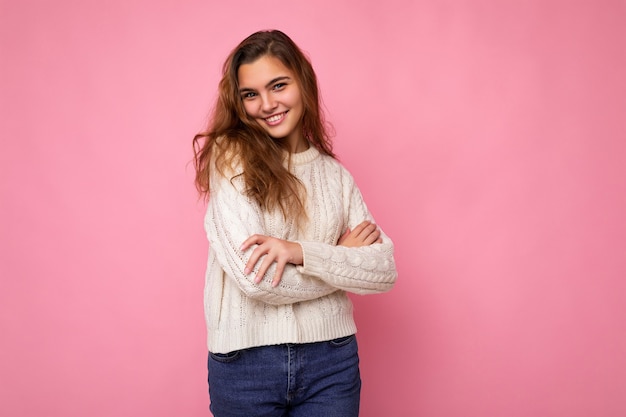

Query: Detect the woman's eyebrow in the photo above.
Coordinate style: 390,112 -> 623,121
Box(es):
264,76 -> 291,88
239,76 -> 292,94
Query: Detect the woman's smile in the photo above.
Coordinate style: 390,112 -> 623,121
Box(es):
264,111 -> 288,126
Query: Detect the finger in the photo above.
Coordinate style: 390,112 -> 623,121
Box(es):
351,221 -> 371,236
364,228 -> 381,244
254,253 -> 276,284
356,223 -> 377,240
272,262 -> 286,287
242,235 -> 268,274
337,228 -> 351,245
245,244 -> 267,275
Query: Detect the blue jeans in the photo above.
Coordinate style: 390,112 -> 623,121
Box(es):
208,335 -> 361,417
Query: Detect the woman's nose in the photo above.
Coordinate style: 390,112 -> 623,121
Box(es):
261,94 -> 277,112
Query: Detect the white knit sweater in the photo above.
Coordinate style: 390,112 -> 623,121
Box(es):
203,145 -> 397,353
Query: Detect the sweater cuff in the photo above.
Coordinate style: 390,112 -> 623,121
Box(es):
296,240 -> 336,278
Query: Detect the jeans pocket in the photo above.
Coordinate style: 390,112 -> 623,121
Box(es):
329,334 -> 356,347
209,350 -> 242,363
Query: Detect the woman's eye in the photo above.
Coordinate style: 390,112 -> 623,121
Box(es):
242,92 -> 256,99
272,83 -> 286,91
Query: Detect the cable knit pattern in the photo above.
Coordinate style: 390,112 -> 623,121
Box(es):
204,145 -> 397,353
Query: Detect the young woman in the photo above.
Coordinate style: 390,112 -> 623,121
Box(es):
193,30 -> 397,417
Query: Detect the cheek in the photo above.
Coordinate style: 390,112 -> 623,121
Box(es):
289,91 -> 304,110
242,101 -> 256,117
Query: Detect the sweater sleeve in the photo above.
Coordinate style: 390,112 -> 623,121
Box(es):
205,171 -> 338,306
296,171 -> 398,294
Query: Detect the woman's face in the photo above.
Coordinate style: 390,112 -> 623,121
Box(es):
237,55 -> 306,152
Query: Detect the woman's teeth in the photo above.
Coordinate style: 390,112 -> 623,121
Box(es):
266,112 -> 285,123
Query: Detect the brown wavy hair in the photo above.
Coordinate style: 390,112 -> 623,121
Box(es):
193,30 -> 335,223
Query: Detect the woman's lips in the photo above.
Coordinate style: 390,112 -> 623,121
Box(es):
264,111 -> 287,126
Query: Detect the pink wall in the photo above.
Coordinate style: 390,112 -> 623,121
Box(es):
1,1 -> 625,416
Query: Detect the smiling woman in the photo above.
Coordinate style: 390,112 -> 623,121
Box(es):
238,57 -> 305,152
191,30 -> 398,416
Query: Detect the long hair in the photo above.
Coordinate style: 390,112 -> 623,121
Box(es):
193,30 -> 335,223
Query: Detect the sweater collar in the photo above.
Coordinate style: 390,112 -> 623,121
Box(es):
288,145 -> 320,166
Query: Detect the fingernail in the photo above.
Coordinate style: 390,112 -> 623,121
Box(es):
244,267 -> 250,275
254,275 -> 261,283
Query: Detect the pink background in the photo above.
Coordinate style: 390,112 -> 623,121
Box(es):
1,0 -> 625,416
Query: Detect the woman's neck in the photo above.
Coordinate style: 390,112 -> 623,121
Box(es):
286,131 -> 309,153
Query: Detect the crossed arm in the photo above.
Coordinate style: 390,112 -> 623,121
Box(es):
240,220 -> 383,287
206,166 -> 396,304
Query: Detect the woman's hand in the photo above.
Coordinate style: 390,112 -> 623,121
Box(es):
338,220 -> 382,247
240,235 -> 303,287
240,221 -> 380,288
